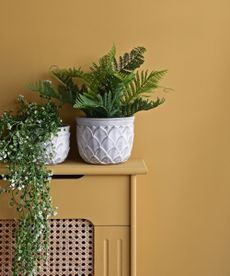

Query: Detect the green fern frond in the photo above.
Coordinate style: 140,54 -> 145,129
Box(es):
99,89 -> 121,117
123,69 -> 167,104
74,89 -> 121,118
112,71 -> 135,85
28,80 -> 61,100
90,45 -> 116,75
106,44 -> 116,65
101,44 -> 116,68
121,97 -> 165,117
115,47 -> 146,73
74,93 -> 100,109
28,80 -> 77,104
49,66 -> 90,104
50,66 -> 86,86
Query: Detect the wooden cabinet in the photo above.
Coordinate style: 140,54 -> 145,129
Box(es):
51,176 -> 130,225
95,226 -> 130,276
0,159 -> 147,276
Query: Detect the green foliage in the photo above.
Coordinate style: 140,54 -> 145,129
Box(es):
30,45 -> 168,117
0,96 -> 62,276
75,89 -> 122,118
121,97 -> 165,117
114,46 -> 146,73
122,70 -> 168,104
28,66 -> 86,105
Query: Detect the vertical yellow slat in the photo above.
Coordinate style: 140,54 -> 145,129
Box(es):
94,226 -> 130,276
130,175 -> 137,276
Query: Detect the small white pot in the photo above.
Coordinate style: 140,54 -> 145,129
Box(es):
44,125 -> 70,165
76,117 -> 134,164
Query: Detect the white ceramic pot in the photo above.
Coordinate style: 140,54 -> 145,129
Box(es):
76,117 -> 134,164
44,125 -> 70,165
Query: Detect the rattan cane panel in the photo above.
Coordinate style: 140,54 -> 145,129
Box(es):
0,220 -> 15,275
0,219 -> 94,276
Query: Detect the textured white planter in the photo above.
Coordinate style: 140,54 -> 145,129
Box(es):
76,117 -> 134,164
44,125 -> 70,165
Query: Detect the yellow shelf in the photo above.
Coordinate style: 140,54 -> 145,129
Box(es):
0,159 -> 148,176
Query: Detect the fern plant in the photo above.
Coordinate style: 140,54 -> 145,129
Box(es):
29,45 -> 168,117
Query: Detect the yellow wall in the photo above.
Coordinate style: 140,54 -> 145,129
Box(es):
1,0 -> 230,275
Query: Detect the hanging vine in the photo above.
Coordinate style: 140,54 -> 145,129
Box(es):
0,96 -> 62,276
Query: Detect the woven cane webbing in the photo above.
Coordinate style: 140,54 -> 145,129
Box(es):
0,220 -> 15,275
0,219 -> 94,276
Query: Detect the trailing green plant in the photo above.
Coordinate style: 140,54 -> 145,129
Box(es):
0,96 -> 62,276
29,45 -> 168,118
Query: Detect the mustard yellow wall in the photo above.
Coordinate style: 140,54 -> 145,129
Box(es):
0,1 -> 230,275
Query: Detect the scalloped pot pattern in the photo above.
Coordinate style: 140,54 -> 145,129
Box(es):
44,126 -> 70,165
76,117 -> 134,164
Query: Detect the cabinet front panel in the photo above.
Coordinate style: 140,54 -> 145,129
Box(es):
0,181 -> 18,219
51,176 -> 130,226
0,176 -> 130,226
94,226 -> 130,276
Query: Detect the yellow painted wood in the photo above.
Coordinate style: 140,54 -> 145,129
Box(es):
0,176 -> 130,226
130,175 -> 137,276
0,159 -> 147,176
0,161 -> 143,275
0,181 -> 18,219
94,226 -> 130,276
51,176 -> 130,225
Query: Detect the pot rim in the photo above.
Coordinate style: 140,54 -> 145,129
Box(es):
76,116 -> 134,126
55,125 -> 70,134
58,125 -> 70,129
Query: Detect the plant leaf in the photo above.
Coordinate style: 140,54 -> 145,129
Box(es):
115,47 -> 146,73
121,97 -> 165,116
122,69 -> 168,104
